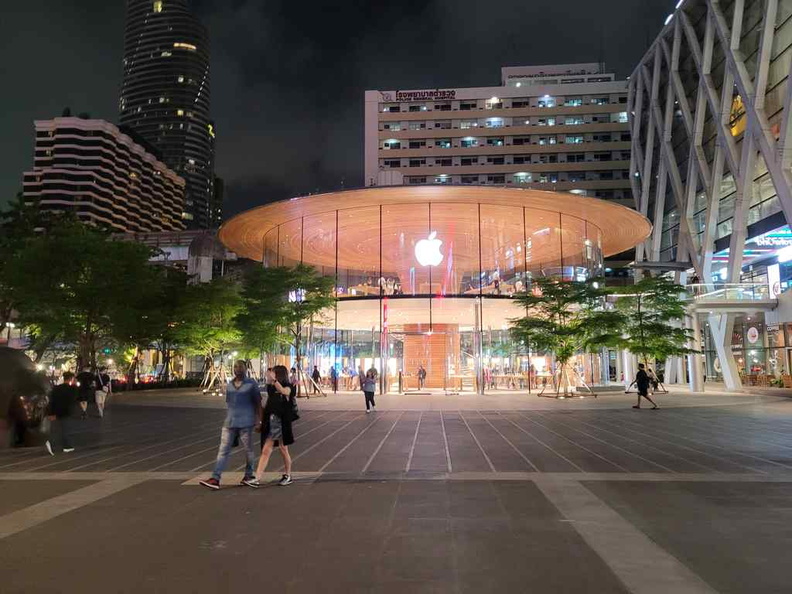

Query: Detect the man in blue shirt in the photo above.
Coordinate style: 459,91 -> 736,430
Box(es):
200,360 -> 262,490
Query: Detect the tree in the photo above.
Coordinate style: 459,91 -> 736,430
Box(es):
0,194 -> 49,333
510,278 -> 624,396
613,275 -> 693,369
6,220 -> 157,369
111,265 -> 188,384
171,276 -> 243,389
236,265 -> 335,387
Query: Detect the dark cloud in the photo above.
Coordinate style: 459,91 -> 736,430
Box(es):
1,0 -> 672,218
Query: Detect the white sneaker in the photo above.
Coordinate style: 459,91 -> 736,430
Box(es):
366,409 -> 371,414
45,441 -> 54,456
278,474 -> 293,486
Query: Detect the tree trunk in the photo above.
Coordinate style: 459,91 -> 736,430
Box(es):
77,333 -> 92,371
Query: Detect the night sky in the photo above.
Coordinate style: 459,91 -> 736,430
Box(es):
1,0 -> 672,219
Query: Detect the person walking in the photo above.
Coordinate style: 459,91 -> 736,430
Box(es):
45,371 -> 78,455
199,360 -> 262,490
330,366 -> 338,393
311,365 -> 321,394
417,364 -> 427,389
362,369 -> 377,413
75,366 -> 96,419
246,365 -> 296,488
95,366 -> 112,418
632,363 -> 659,410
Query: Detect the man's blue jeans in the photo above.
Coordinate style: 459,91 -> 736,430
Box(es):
211,426 -> 256,481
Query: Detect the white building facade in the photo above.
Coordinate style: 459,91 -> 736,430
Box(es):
365,64 -> 633,208
629,0 -> 792,390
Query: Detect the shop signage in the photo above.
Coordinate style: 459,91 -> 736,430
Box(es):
753,235 -> 792,247
746,326 -> 760,344
768,263 -> 781,298
380,89 -> 457,102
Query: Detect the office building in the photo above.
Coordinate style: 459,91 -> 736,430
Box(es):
629,0 -> 792,390
119,0 -> 214,228
364,64 -> 631,207
23,117 -> 185,232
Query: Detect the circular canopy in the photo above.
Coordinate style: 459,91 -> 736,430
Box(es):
219,186 -> 651,266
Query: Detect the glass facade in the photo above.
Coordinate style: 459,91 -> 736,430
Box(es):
264,201 -> 604,393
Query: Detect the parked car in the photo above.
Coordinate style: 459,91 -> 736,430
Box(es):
0,347 -> 51,448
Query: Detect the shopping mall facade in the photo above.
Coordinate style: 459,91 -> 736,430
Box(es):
629,0 -> 792,390
220,186 -> 650,393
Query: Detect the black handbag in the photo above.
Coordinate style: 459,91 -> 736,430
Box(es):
289,395 -> 300,421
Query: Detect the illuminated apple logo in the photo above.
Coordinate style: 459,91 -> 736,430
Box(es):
415,231 -> 443,266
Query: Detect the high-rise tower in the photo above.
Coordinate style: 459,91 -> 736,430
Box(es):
120,0 -> 214,228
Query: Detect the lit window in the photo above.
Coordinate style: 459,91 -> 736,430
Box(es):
565,135 -> 584,144
153,1 -> 163,13
173,42 -> 197,51
460,120 -> 478,129
208,123 -> 215,138
461,137 -> 478,148
161,51 -> 172,57
177,75 -> 184,83
176,109 -> 184,116
159,97 -> 166,103
485,118 -> 504,128
618,111 -> 629,123
565,98 -> 582,107
514,172 -> 531,184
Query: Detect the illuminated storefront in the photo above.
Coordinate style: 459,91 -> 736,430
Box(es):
220,186 -> 650,393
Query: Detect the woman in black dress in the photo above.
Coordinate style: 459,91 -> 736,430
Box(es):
247,365 -> 295,487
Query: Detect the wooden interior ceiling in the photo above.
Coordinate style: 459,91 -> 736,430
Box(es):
219,186 -> 651,269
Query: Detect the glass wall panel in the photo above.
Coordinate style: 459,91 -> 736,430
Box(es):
335,299 -> 380,385
561,214 -> 587,281
337,206 -> 380,298
263,228 -> 278,268
524,208 -> 562,280
382,203 -> 430,296
302,211 -> 337,292
277,219 -> 302,268
480,204 -> 526,295
431,203 -> 480,296
587,224 -> 604,278
480,298 -> 531,391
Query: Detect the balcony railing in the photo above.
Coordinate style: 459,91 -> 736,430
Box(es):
685,283 -> 772,302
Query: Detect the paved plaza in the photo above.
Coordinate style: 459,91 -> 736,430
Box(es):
2,388 -> 792,593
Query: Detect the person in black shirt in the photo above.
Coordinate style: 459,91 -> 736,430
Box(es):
311,365 -> 321,394
247,365 -> 296,488
75,367 -> 96,419
633,364 -> 659,410
45,372 -> 78,455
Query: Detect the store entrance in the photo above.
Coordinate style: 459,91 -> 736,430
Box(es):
383,327 -> 477,394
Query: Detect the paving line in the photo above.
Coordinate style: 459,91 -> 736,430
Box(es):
317,415 -> 384,472
287,413 -> 368,465
475,411 -> 539,472
65,420 -> 223,471
649,411 -> 792,451
535,478 -> 717,594
361,412 -> 405,473
231,414 -> 341,472
439,411 -> 453,473
594,415 -> 771,475
514,412 -> 629,472
405,412 -> 423,473
458,412 -> 496,472
0,475 -> 147,540
557,413 -> 723,474
496,412 -> 584,472
604,414 -> 792,472
530,411 -> 675,473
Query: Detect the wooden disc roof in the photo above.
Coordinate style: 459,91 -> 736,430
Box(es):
219,186 -> 651,264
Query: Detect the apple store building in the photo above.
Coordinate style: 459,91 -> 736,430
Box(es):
220,186 -> 650,394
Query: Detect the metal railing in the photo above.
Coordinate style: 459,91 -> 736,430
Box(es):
685,283 -> 772,302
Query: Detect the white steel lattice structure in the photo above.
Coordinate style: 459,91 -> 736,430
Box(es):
629,0 -> 792,390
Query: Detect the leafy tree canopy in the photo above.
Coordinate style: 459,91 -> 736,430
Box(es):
509,278 -> 624,366
613,275 -> 693,363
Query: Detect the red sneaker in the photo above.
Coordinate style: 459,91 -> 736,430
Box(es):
199,478 -> 220,490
